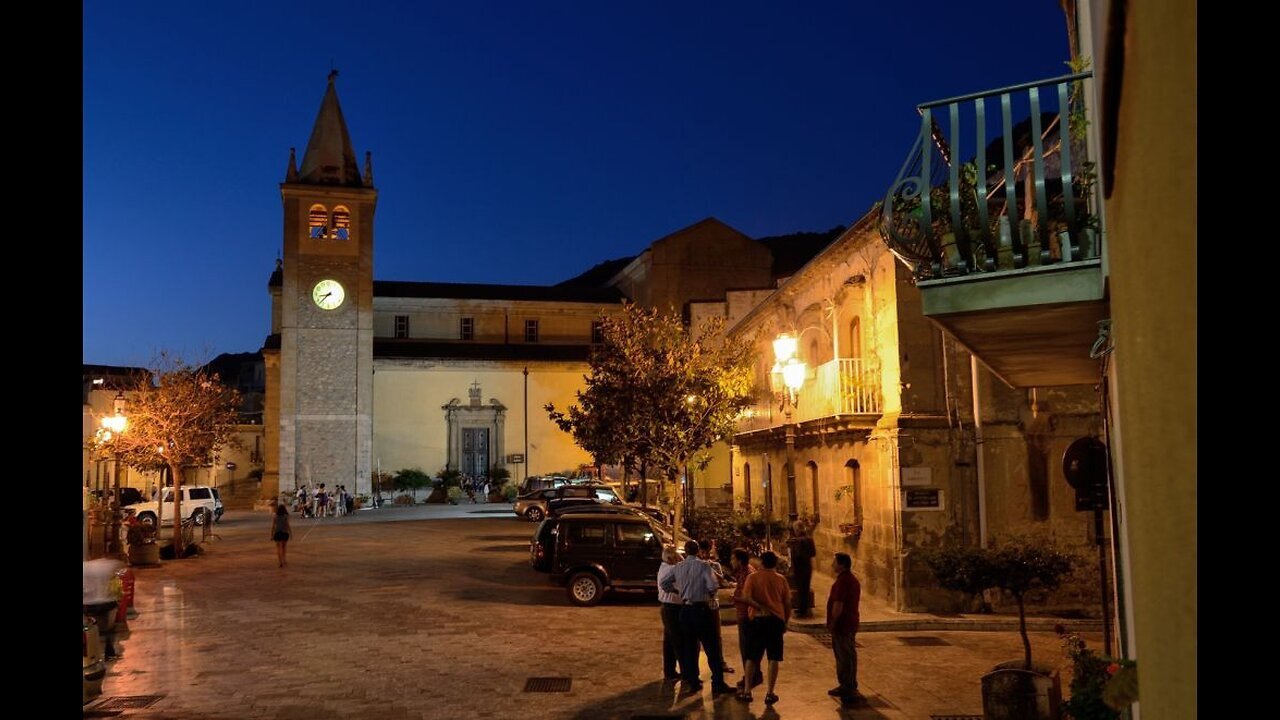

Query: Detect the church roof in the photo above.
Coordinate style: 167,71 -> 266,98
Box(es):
296,72 -> 365,187
374,280 -> 625,304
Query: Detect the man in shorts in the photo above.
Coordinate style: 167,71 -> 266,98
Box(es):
737,550 -> 792,706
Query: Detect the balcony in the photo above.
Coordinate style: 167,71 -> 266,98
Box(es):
735,358 -> 880,435
879,73 -> 1108,388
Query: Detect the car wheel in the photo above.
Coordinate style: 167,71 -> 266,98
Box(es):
137,512 -> 157,528
526,507 -> 545,523
192,510 -> 206,526
567,572 -> 603,606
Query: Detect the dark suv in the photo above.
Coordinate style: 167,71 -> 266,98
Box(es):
529,513 -> 665,606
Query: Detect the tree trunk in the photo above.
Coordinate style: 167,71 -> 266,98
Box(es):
668,468 -> 681,547
640,462 -> 648,508
169,461 -> 184,557
1016,592 -> 1032,670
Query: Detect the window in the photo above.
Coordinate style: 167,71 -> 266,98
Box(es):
591,320 -> 604,344
567,522 -> 607,545
460,317 -> 474,341
332,206 -> 351,240
395,315 -> 410,339
849,317 -> 862,359
189,488 -> 212,500
593,488 -> 619,503
808,461 -> 820,520
525,319 -> 539,343
616,523 -> 656,548
308,204 -> 329,238
844,460 -> 863,526
743,463 -> 752,506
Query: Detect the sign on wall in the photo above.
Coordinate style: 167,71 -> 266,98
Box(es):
507,454 -> 525,464
903,488 -> 944,511
901,467 -> 932,486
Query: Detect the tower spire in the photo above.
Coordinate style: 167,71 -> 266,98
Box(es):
363,151 -> 374,187
285,147 -> 298,182
297,72 -> 361,186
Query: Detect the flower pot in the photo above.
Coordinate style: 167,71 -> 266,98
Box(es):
128,542 -> 160,566
981,663 -> 1062,720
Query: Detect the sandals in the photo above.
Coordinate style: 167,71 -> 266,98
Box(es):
736,691 -> 753,702
765,693 -> 779,705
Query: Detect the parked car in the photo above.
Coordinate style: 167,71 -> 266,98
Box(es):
556,504 -> 676,542
531,513 -> 666,605
518,476 -> 571,495
130,485 -> 219,527
514,483 -> 621,522
88,487 -> 145,507
83,615 -> 106,704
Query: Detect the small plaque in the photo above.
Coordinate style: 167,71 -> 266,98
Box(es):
507,454 -> 525,464
903,488 -> 944,511
901,467 -> 932,486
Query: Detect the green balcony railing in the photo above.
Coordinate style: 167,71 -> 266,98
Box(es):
879,72 -> 1101,280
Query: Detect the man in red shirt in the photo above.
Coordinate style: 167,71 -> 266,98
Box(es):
826,552 -> 864,707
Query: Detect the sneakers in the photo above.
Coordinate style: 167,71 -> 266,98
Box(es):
735,690 -> 753,703
764,692 -> 779,705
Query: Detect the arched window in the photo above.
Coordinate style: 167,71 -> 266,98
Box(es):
332,206 -> 351,240
807,461 -> 820,521
743,463 -> 752,507
844,459 -> 863,526
809,339 -> 821,367
849,317 -> 862,359
308,204 -> 329,239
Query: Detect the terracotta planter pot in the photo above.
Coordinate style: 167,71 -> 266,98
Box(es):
128,542 -> 160,566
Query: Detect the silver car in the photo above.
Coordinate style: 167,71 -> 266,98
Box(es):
513,484 -> 620,522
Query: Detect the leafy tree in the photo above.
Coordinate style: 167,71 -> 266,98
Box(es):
96,353 -> 241,556
925,539 -> 1077,669
393,468 -> 432,500
547,302 -> 755,540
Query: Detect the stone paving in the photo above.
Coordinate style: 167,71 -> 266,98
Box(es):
89,504 -> 1098,719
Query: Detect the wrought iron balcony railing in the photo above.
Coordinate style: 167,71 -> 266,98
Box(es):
880,72 -> 1100,280
735,358 -> 880,434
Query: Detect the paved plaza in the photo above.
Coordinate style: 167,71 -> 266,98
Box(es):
88,505 -> 1093,719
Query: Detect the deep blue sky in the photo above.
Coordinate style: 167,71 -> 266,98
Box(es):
84,1 -> 1069,367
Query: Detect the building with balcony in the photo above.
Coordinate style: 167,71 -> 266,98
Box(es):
876,1 -> 1195,715
695,205 -> 1103,612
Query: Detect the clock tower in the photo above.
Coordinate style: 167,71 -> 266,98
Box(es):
266,71 -> 376,497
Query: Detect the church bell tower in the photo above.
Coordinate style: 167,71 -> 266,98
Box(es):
267,71 -> 376,497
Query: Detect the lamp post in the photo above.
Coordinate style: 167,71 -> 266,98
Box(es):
99,392 -> 128,559
771,333 -> 806,528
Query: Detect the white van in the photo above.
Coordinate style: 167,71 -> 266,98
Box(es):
130,486 -> 218,527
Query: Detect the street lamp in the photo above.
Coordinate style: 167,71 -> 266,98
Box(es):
771,333 -> 806,528
99,392 -> 128,559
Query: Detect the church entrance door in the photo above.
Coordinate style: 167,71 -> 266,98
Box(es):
462,428 -> 490,479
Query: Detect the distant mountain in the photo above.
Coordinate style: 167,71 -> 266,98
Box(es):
758,226 -> 847,279
555,256 -> 637,289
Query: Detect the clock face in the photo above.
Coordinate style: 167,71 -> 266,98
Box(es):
312,279 -> 345,310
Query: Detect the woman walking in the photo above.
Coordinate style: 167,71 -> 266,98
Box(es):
271,503 -> 292,567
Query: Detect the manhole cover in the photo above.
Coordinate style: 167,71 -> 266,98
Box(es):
97,696 -> 164,710
807,631 -> 861,649
898,635 -> 950,646
524,677 -> 572,692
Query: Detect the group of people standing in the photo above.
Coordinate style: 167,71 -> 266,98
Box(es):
293,483 -> 355,517
657,534 -> 864,708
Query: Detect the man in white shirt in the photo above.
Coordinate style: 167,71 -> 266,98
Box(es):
656,546 -> 684,680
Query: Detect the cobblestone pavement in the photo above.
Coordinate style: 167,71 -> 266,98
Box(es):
89,505 -> 1094,720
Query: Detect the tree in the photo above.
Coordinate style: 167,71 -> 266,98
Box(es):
547,302 -> 755,540
924,539 -> 1078,670
106,353 -> 241,557
393,468 -> 432,500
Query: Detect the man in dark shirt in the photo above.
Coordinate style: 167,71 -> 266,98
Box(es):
787,521 -> 817,617
826,552 -> 864,706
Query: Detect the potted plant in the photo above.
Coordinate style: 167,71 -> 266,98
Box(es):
446,486 -> 463,505
487,466 -> 511,502
124,512 -> 160,566
924,539 -> 1077,720
834,485 -> 862,538
1056,627 -> 1138,719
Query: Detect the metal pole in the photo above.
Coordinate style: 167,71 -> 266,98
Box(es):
523,367 -> 529,479
1095,507 -> 1113,656
785,404 -> 797,524
763,451 -> 772,551
107,454 -> 124,557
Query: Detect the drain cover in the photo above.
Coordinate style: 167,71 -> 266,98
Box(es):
98,695 -> 164,710
899,635 -> 950,646
807,631 -> 862,648
524,677 -> 572,692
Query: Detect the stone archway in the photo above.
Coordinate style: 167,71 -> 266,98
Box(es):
443,381 -> 506,478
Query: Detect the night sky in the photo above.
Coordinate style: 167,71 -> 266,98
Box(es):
84,1 -> 1069,367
